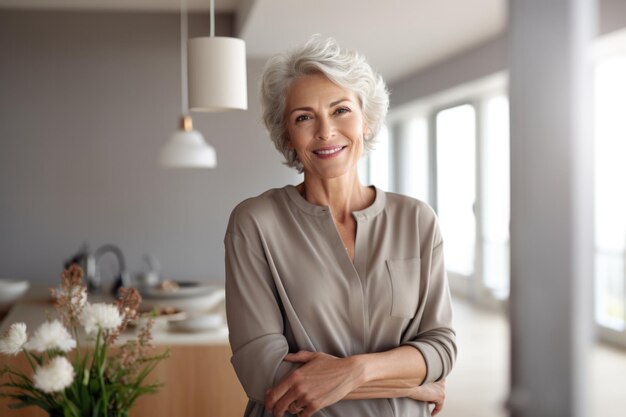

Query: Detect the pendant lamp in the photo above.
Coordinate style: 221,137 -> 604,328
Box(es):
160,0 -> 217,168
188,0 -> 248,111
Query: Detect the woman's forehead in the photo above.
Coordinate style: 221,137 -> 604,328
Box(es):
285,74 -> 357,108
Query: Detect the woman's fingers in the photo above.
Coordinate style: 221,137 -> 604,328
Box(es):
271,386 -> 301,417
266,367 -> 312,417
284,350 -> 316,363
431,401 -> 443,416
267,350 -> 315,413
287,399 -> 304,415
265,377 -> 293,414
267,352 -> 359,417
299,402 -> 321,417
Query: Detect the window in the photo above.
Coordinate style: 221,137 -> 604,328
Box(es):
435,104 -> 476,276
389,77 -> 510,305
594,55 -> 626,331
384,30 -> 626,347
367,126 -> 391,190
481,96 -> 511,299
400,118 -> 430,203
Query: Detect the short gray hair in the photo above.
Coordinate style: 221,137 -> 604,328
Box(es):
260,35 -> 390,172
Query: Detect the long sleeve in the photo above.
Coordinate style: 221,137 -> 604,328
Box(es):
225,228 -> 299,403
224,186 -> 456,417
400,218 -> 457,385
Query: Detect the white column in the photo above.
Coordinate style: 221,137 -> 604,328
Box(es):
508,1 -> 595,417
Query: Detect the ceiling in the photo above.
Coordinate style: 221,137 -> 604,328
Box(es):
0,0 -> 506,83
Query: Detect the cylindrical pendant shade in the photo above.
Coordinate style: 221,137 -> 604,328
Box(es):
188,36 -> 247,112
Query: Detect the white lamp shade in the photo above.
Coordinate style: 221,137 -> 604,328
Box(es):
160,127 -> 217,168
188,36 -> 248,112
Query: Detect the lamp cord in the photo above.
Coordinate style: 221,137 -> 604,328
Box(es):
210,0 -> 215,37
180,0 -> 188,115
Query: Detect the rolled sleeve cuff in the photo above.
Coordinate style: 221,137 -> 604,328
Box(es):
231,335 -> 299,403
402,341 -> 444,385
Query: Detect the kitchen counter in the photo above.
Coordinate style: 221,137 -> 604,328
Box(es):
0,283 -> 248,417
0,283 -> 230,346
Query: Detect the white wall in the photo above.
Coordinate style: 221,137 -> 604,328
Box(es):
0,10 -> 300,284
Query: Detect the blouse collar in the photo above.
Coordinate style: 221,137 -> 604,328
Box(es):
284,184 -> 386,219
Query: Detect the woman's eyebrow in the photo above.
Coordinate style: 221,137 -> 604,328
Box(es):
330,98 -> 353,107
288,106 -> 314,115
288,98 -> 354,116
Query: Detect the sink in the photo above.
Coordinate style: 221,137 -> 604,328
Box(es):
0,278 -> 30,313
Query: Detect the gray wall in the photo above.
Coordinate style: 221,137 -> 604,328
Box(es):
0,10 -> 299,284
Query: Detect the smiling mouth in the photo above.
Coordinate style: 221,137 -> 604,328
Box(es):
313,145 -> 347,157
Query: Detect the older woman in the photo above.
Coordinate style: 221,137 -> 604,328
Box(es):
225,36 -> 456,417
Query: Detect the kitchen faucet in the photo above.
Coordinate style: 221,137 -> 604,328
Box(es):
64,243 -> 132,296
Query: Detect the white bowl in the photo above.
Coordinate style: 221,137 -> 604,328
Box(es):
0,279 -> 30,312
140,286 -> 225,313
168,313 -> 224,333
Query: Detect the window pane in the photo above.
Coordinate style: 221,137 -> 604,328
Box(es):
369,126 -> 391,190
358,157 -> 369,184
401,118 -> 430,203
482,96 -> 510,299
436,104 -> 476,276
594,56 -> 626,330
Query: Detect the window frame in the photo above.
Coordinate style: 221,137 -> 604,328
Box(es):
388,74 -> 510,311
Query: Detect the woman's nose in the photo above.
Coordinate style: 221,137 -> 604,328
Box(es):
316,117 -> 333,140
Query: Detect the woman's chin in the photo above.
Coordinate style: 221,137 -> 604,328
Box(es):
305,165 -> 356,181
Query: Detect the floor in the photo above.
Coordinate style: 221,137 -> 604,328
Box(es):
439,298 -> 626,417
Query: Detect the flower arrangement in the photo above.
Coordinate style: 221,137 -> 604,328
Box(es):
0,264 -> 169,417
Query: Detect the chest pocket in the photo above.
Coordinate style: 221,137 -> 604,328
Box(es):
386,258 -> 421,318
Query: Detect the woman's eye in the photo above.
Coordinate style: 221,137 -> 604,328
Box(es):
295,114 -> 311,122
335,107 -> 350,115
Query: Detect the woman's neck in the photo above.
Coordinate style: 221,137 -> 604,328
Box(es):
298,171 -> 374,223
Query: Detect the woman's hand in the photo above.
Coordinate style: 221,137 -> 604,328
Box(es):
265,348 -> 446,416
409,380 -> 446,416
264,350 -> 365,417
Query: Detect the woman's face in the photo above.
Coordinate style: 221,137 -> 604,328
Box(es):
284,73 -> 367,180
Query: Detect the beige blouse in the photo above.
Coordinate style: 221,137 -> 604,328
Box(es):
224,185 -> 456,417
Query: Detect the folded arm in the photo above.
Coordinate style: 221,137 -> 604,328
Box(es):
265,236 -> 456,417
265,346 -> 446,417
226,206 -> 456,417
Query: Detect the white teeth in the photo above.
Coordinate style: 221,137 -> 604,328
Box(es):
315,146 -> 343,155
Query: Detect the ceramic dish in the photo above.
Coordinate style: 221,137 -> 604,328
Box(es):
168,313 -> 224,333
0,278 -> 30,312
128,307 -> 188,328
140,281 -> 219,299
140,287 -> 225,313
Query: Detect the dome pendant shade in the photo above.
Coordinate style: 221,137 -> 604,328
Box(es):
160,116 -> 217,168
188,37 -> 248,112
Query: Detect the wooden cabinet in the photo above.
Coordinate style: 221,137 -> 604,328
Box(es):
1,344 -> 249,417
0,289 -> 248,417
1,344 -> 248,417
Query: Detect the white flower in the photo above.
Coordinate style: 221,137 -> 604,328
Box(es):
26,320 -> 76,353
80,303 -> 122,335
0,322 -> 28,355
33,356 -> 75,393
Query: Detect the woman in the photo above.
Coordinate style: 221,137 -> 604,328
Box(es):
225,36 -> 456,417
